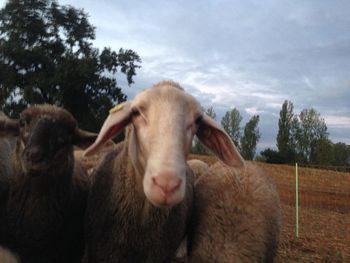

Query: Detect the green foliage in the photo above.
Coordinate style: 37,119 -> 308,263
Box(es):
260,148 -> 284,163
221,108 -> 242,147
205,106 -> 216,120
293,108 -> 329,163
332,142 -> 350,166
240,115 -> 261,160
0,0 -> 141,132
276,100 -> 296,162
310,138 -> 334,165
262,102 -> 345,165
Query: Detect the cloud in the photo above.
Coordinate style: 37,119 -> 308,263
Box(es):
2,0 -> 350,150
324,116 -> 350,129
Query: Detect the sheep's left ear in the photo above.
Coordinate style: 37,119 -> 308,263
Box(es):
196,114 -> 244,168
73,129 -> 98,149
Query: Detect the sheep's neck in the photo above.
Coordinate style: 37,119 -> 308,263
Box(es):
117,138 -> 161,220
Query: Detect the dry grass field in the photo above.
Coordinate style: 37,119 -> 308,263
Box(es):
190,155 -> 350,263
79,148 -> 350,262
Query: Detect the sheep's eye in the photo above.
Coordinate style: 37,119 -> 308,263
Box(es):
195,116 -> 203,125
131,107 -> 140,117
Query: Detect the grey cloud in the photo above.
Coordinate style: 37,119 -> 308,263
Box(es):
7,0 -> 350,150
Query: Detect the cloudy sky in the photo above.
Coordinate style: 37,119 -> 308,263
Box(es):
2,0 -> 350,151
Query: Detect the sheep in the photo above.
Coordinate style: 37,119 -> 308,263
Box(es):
187,159 -> 209,180
0,246 -> 19,263
187,161 -> 281,263
83,80 -> 244,262
0,105 -> 97,263
74,140 -> 120,176
0,113 -> 15,246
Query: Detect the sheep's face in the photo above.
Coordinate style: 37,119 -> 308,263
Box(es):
128,86 -> 202,207
19,106 -> 77,174
0,105 -> 97,176
84,81 -> 244,208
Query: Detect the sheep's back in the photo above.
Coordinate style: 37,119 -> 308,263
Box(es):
189,162 -> 281,263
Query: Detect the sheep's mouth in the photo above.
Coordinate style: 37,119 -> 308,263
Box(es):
23,157 -> 51,175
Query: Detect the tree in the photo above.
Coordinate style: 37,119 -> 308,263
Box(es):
240,115 -> 261,160
310,138 -> 333,165
0,0 -> 141,132
260,148 -> 284,164
276,100 -> 295,162
191,106 -> 216,155
294,108 -> 328,163
221,108 -> 242,147
205,106 -> 216,120
332,142 -> 350,166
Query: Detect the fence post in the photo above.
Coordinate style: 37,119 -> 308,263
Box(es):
295,163 -> 299,238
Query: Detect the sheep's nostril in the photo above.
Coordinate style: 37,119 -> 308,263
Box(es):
152,177 -> 182,195
26,148 -> 44,163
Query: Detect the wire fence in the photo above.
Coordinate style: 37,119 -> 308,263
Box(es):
298,163 -> 350,173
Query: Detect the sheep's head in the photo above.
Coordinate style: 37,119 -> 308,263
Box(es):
84,81 -> 244,207
0,105 -> 97,175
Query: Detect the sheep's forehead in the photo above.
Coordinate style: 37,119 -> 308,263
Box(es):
22,105 -> 76,128
133,83 -> 201,114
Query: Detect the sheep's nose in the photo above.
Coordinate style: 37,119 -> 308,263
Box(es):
152,176 -> 182,196
26,147 -> 44,162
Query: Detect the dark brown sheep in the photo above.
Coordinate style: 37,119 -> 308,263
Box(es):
0,113 -> 16,247
0,105 -> 97,263
83,81 -> 244,262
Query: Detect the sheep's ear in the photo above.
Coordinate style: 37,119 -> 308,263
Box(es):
73,129 -> 98,149
0,117 -> 20,137
196,114 -> 244,168
84,102 -> 132,156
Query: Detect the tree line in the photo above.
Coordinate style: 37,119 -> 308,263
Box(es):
192,101 -> 350,167
260,100 -> 350,166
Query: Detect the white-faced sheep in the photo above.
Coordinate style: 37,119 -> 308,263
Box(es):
187,161 -> 281,262
82,80 -> 244,262
0,105 -> 97,263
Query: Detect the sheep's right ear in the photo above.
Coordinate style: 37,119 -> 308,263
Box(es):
196,114 -> 244,168
0,117 -> 20,137
84,102 -> 132,156
73,129 -> 98,149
